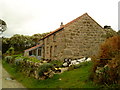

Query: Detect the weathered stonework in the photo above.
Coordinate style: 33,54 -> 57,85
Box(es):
25,13 -> 109,61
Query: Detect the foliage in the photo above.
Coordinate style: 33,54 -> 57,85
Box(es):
2,37 -> 11,53
103,28 -> 117,39
4,56 -> 13,63
32,33 -> 50,45
6,47 -> 15,55
2,32 -> 50,54
9,34 -> 35,52
0,19 -> 7,34
49,60 -> 63,67
99,36 -> 120,58
27,57 -> 41,63
38,63 -> 53,77
117,30 -> 120,36
12,53 -> 23,58
14,56 -> 41,64
3,60 -> 103,88
91,36 -> 120,85
14,56 -> 24,65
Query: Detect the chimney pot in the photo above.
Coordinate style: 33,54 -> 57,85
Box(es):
60,22 -> 63,27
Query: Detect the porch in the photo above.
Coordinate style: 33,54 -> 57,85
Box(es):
24,44 -> 44,60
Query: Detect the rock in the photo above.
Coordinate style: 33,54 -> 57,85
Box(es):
86,58 -> 91,62
39,76 -> 46,80
95,67 -> 104,74
71,60 -> 77,65
63,62 -> 68,67
5,77 -> 13,81
48,71 -> 54,78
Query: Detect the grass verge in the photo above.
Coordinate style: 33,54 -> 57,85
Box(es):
2,60 -> 101,88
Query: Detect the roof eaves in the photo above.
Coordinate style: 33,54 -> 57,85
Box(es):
41,25 -> 65,40
24,44 -> 41,52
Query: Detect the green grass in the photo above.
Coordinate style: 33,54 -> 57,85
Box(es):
3,61 -> 101,88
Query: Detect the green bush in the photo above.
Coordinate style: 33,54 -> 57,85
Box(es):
91,36 -> 120,85
4,56 -> 13,63
12,54 -> 23,58
38,63 -> 53,77
14,56 -> 41,65
28,57 -> 41,63
14,56 -> 24,65
6,47 -> 15,55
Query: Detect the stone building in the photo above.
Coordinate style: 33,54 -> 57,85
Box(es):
24,13 -> 107,61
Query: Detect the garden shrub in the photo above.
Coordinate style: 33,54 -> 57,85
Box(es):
99,36 -> 120,58
91,36 -> 120,85
4,56 -> 13,63
6,47 -> 15,55
28,57 -> 41,63
12,54 -> 23,59
14,56 -> 24,65
38,63 -> 54,77
14,56 -> 41,65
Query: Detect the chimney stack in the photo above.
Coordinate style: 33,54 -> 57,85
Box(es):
60,22 -> 63,27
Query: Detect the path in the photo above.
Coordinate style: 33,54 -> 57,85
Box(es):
0,60 -> 26,89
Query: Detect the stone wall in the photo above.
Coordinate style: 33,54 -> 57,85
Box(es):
63,14 -> 106,59
39,13 -> 108,61
40,28 -> 66,61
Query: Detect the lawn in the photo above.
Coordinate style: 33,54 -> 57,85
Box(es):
2,61 -> 101,88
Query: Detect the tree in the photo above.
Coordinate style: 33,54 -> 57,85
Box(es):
32,32 -> 50,45
2,32 -> 50,54
103,26 -> 117,39
2,37 -> 11,53
91,36 -> 120,85
9,34 -> 34,52
117,30 -> 120,36
0,19 -> 7,34
6,47 -> 15,55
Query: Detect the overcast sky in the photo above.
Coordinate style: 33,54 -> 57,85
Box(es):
0,0 -> 119,37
